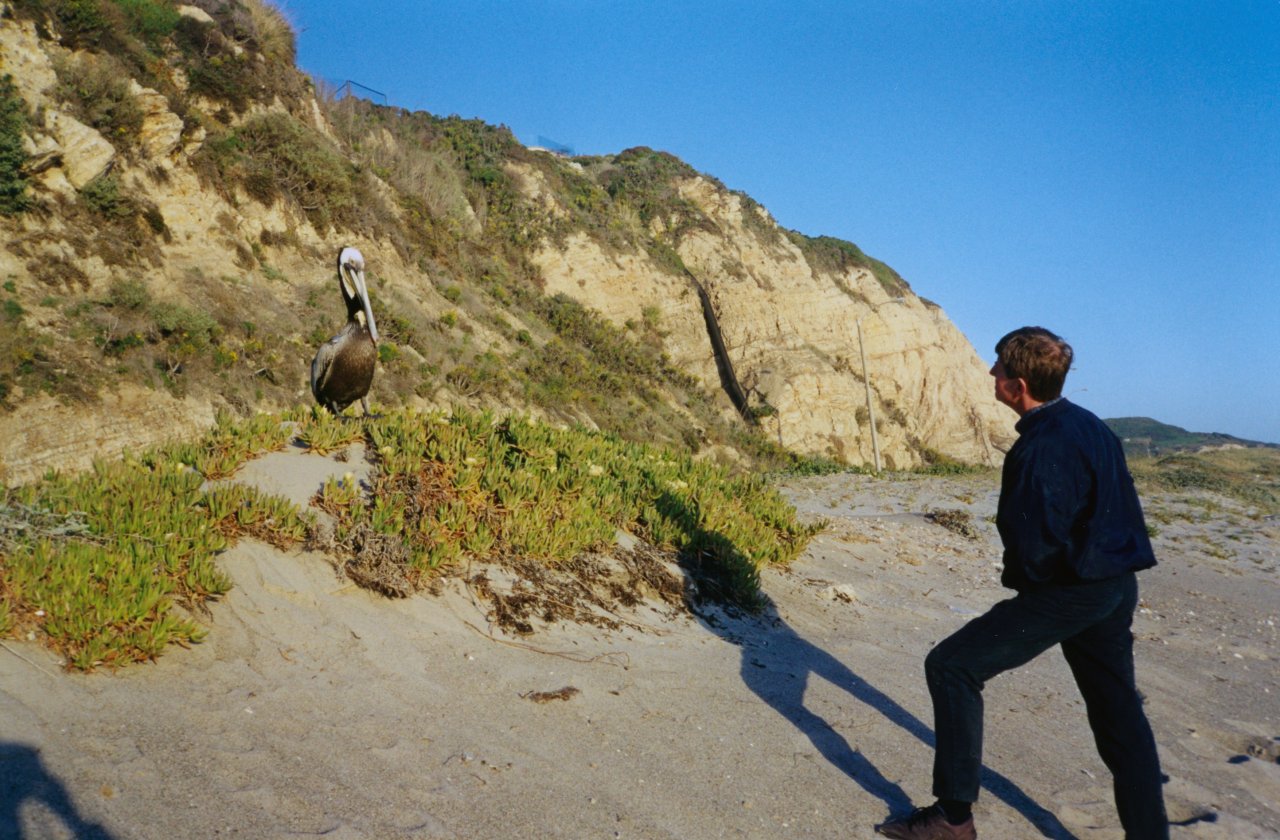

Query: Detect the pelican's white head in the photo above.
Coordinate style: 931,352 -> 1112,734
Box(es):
336,246 -> 378,342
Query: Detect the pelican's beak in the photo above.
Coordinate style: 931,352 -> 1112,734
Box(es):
353,267 -> 379,343
342,262 -> 379,343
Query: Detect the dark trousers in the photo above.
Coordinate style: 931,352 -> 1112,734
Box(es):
925,572 -> 1168,840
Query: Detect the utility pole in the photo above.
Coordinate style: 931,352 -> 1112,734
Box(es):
855,298 -> 905,472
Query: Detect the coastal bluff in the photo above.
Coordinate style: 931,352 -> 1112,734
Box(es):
0,4 -> 1011,482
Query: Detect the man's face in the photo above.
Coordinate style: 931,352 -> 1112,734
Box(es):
990,359 -> 1022,411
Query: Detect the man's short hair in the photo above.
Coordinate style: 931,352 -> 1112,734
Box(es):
995,327 -> 1073,401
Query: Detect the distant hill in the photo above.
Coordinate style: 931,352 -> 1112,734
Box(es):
1105,417 -> 1277,457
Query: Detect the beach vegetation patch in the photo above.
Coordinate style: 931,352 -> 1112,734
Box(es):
0,415 -> 307,671
312,408 -> 820,611
913,448 -> 992,476
295,405 -> 369,453
0,409 -> 817,669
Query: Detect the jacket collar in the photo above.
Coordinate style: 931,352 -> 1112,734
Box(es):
1015,396 -> 1070,435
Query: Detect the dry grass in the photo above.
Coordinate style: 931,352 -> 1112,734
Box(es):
245,0 -> 296,65
1130,446 -> 1280,515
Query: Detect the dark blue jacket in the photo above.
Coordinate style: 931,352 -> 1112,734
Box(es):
997,399 -> 1156,589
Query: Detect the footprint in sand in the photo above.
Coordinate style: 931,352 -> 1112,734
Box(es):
1166,724 -> 1280,836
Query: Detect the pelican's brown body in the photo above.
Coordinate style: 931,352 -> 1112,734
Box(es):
311,247 -> 379,415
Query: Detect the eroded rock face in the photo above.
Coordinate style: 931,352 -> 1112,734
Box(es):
0,16 -> 58,106
532,178 -> 1015,468
1,19 -> 120,188
42,110 -> 116,190
130,81 -> 186,161
0,385 -> 217,485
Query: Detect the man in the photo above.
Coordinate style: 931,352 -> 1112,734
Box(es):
876,327 -> 1168,840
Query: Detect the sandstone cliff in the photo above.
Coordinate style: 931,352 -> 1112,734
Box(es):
0,1 -> 1013,484
529,174 -> 1012,469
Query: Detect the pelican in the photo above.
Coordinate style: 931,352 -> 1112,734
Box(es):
311,246 -> 379,415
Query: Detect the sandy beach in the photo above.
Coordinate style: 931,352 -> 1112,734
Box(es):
2,445 -> 1277,839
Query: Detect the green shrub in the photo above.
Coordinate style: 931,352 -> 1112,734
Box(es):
53,0 -> 111,46
377,342 -> 400,365
201,113 -> 361,230
0,75 -> 31,216
187,52 -> 256,111
434,116 -> 544,247
602,147 -> 700,223
787,231 -> 911,296
55,52 -> 145,144
736,192 -> 782,245
540,293 -> 660,379
116,0 -> 181,45
445,350 -> 509,397
151,301 -> 219,355
81,173 -> 133,220
98,329 -> 146,356
108,278 -> 151,310
173,13 -> 257,111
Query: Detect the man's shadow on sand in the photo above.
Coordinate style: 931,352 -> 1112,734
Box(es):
0,741 -> 117,840
660,494 -> 1078,840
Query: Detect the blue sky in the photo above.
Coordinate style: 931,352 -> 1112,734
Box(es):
292,1 -> 1280,443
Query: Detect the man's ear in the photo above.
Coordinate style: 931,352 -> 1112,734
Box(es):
1012,377 -> 1045,412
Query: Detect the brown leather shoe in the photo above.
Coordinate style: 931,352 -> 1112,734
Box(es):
876,804 -> 977,839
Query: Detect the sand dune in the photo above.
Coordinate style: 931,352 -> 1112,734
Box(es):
2,448 -> 1276,838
